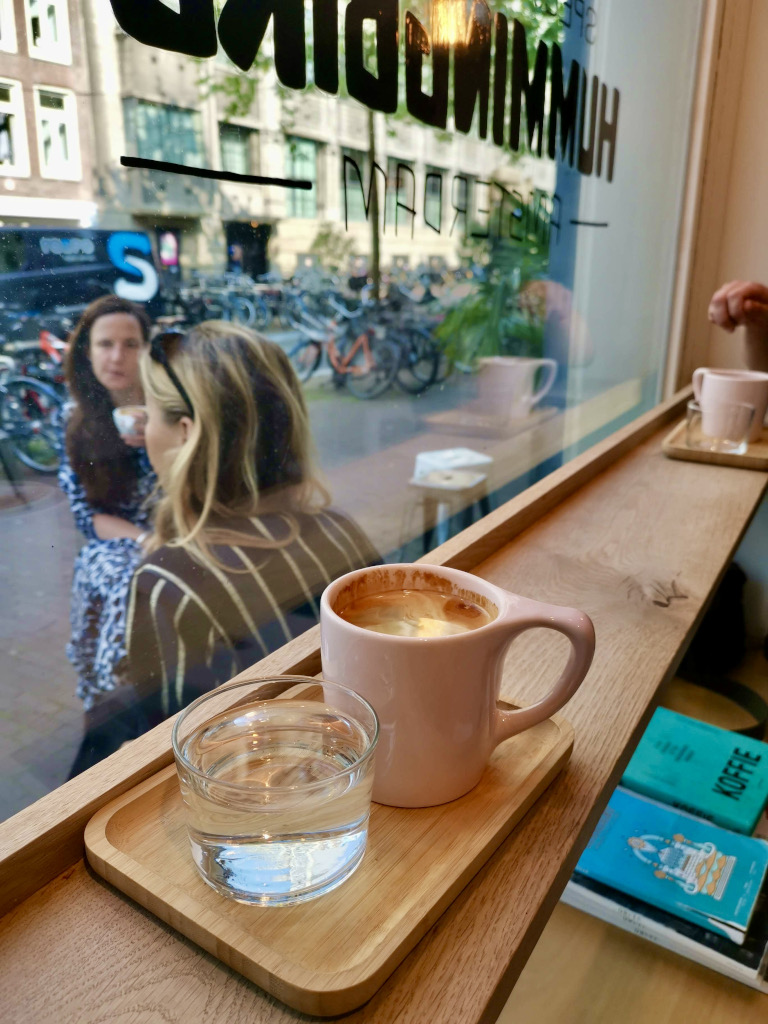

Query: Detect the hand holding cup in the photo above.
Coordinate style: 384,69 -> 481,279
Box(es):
112,405 -> 148,448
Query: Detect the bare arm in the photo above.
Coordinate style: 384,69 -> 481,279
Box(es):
92,513 -> 145,541
708,280 -> 768,371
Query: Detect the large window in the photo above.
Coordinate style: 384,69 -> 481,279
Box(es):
285,137 -> 318,218
0,79 -> 29,176
125,100 -> 205,167
0,0 -> 17,53
219,123 -> 256,176
25,0 -> 71,64
0,0 -> 713,821
33,86 -> 80,179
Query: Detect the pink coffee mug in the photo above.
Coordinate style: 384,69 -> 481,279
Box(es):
692,368 -> 768,443
320,563 -> 595,807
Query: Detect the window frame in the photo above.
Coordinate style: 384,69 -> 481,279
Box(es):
24,0 -> 72,65
0,78 -> 31,177
285,136 -> 318,219
33,84 -> 81,180
126,98 -> 206,169
219,122 -> 255,177
0,0 -> 18,54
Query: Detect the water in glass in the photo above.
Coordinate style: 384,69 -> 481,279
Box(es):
176,699 -> 375,905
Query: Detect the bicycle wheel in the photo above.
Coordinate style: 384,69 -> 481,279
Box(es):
0,376 -> 64,473
288,340 -> 323,383
395,329 -> 439,394
230,295 -> 257,326
343,335 -> 399,399
252,296 -> 271,330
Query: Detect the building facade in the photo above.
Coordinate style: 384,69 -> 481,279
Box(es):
0,0 -> 97,229
79,0 -> 553,280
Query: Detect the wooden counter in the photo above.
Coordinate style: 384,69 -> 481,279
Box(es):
1,390 -> 766,1023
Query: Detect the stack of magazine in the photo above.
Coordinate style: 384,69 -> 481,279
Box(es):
563,709 -> 768,990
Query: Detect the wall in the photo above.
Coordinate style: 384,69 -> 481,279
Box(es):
702,0 -> 768,641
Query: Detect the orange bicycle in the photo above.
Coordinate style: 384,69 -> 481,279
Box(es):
288,313 -> 399,399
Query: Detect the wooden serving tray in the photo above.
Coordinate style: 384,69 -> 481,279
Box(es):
662,419 -> 768,470
84,710 -> 572,1017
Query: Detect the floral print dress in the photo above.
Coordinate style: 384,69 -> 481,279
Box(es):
58,408 -> 156,710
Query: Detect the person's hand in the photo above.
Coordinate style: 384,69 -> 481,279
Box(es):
707,280 -> 768,333
121,426 -> 146,449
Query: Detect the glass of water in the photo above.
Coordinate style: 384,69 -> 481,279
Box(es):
171,676 -> 378,907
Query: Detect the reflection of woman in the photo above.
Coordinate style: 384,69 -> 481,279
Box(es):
127,321 -> 378,723
59,296 -> 156,723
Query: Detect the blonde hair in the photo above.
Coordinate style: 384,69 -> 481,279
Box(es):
140,321 -> 327,564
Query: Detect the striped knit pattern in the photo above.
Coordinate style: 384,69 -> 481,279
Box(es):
126,509 -> 378,721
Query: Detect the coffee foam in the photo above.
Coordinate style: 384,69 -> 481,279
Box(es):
338,588 -> 495,638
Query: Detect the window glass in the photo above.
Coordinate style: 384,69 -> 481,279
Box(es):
286,136 -> 318,218
0,0 -> 707,819
34,86 -> 79,179
219,123 -> 253,176
0,0 -> 17,53
25,0 -> 70,63
0,79 -> 29,176
124,99 -> 205,167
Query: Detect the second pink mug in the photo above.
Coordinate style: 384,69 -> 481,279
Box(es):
320,563 -> 595,807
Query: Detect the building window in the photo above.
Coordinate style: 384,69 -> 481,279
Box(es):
0,80 -> 29,177
285,137 -> 318,218
25,0 -> 71,64
0,0 -> 18,53
124,99 -> 205,168
219,123 -> 256,176
34,86 -> 80,179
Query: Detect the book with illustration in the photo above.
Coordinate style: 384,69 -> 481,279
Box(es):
575,787 -> 768,943
621,707 -> 768,834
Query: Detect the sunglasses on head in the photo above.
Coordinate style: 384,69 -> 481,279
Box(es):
149,331 -> 195,419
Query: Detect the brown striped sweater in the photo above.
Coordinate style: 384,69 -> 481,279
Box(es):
126,508 -> 379,723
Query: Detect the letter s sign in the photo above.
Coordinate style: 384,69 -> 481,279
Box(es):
107,232 -> 160,303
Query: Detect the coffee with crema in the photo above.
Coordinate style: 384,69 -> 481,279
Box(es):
338,588 -> 495,637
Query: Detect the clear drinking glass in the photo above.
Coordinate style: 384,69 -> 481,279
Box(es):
686,399 -> 755,455
172,676 -> 378,906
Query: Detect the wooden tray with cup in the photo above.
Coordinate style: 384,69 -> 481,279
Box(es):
84,709 -> 572,1017
661,420 -> 768,470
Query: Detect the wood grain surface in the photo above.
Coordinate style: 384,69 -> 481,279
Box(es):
2,397 -> 767,1024
83,716 -> 572,1016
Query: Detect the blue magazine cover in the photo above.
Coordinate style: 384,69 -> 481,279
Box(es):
576,787 -> 768,943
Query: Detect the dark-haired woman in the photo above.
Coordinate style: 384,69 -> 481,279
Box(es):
58,296 -> 157,759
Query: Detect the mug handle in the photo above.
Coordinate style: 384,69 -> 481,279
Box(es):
531,359 -> 558,407
491,599 -> 595,745
692,367 -> 706,402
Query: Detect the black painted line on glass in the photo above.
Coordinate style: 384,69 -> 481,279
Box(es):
569,219 -> 609,228
120,156 -> 312,190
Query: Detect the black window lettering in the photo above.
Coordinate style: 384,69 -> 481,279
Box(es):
345,0 -> 399,114
548,44 -> 579,166
450,175 -> 469,237
313,0 -> 339,94
108,0 -> 217,58
395,162 -> 416,238
454,0 -> 491,139
596,84 -> 620,182
404,12 -> 448,129
509,19 -> 548,156
492,14 -> 508,148
218,0 -> 305,86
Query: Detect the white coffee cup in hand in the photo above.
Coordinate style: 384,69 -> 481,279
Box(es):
112,405 -> 148,447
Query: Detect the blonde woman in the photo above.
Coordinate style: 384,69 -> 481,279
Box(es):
126,321 -> 378,725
